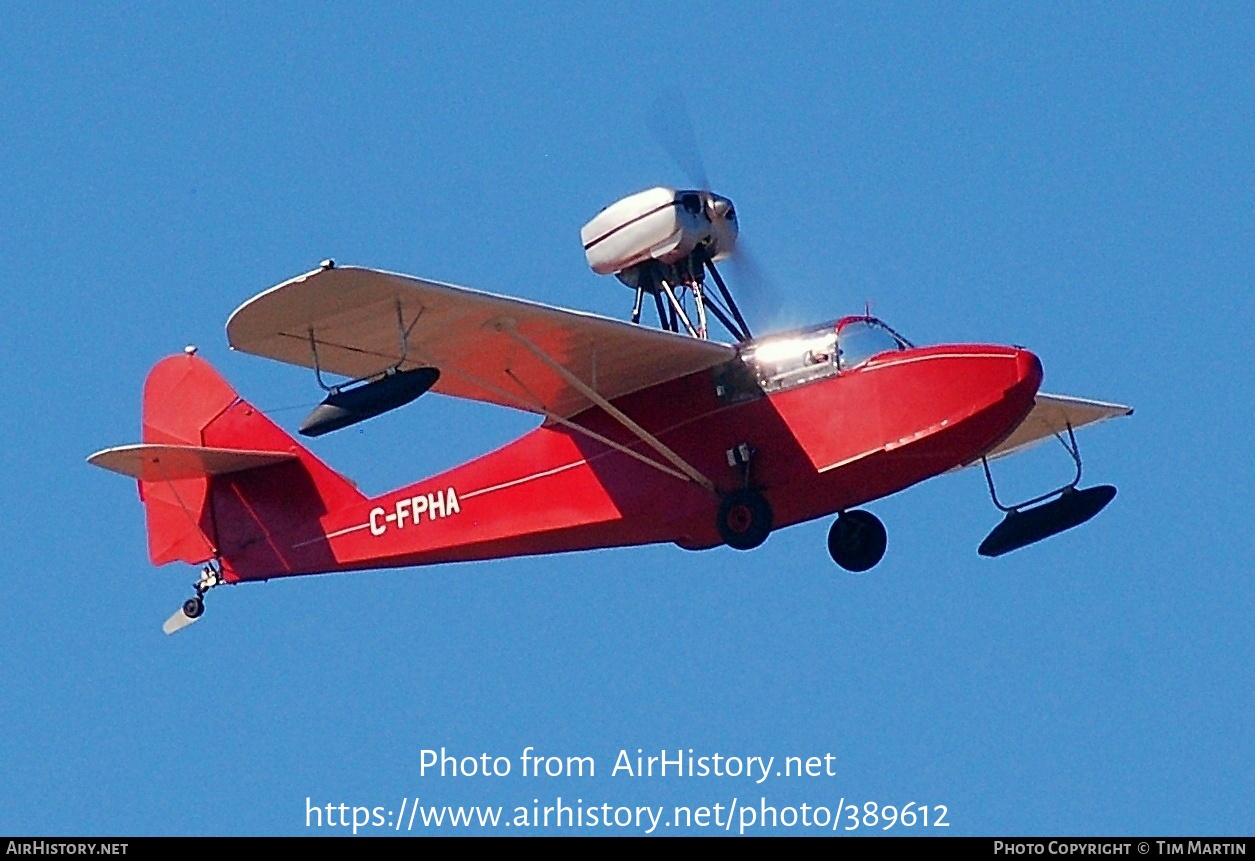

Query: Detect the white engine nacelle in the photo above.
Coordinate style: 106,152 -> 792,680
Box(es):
581,187 -> 738,277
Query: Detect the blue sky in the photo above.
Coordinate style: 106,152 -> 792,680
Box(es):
1,2 -> 1251,836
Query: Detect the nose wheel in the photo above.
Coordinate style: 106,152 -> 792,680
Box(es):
827,510 -> 887,572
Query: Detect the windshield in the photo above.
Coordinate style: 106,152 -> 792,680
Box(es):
836,319 -> 909,370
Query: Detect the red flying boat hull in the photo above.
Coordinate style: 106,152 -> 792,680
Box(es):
132,344 -> 1041,583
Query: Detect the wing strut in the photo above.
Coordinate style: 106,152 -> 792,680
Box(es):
498,323 -> 718,494
502,369 -> 695,485
408,345 -> 703,488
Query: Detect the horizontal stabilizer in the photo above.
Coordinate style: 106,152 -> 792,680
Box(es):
981,393 -> 1132,462
87,444 -> 297,481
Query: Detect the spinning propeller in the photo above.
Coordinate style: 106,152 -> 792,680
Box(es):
648,94 -> 782,333
580,97 -> 778,343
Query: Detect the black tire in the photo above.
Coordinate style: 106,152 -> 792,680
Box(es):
183,596 -> 204,619
827,510 -> 887,572
717,489 -> 773,550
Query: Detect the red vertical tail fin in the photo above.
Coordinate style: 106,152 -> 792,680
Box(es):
138,353 -> 365,579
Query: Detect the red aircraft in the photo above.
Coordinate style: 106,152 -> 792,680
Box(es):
89,188 -> 1130,633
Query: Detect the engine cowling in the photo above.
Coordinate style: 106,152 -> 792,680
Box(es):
580,187 -> 738,277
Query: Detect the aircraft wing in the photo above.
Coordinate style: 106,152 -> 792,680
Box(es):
226,265 -> 736,419
979,393 -> 1133,462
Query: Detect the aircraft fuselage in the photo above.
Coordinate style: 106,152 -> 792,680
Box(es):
213,341 -> 1043,581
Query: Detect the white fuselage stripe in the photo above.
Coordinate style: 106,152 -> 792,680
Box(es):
864,352 -> 1012,372
292,521 -> 372,548
460,459 -> 586,500
307,460 -> 592,546
816,447 -> 882,474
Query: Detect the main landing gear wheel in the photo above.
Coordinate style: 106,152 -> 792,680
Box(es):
182,596 -> 204,619
717,489 -> 773,550
827,510 -> 887,572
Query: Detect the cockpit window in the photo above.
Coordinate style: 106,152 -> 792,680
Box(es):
837,319 -> 909,370
735,317 -> 910,394
739,324 -> 840,393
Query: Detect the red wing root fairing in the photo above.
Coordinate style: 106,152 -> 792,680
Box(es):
89,187 -> 1131,633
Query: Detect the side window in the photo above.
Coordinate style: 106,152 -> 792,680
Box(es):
743,329 -> 840,393
734,319 -> 911,397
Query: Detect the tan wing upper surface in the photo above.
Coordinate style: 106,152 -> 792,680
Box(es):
226,266 -> 735,419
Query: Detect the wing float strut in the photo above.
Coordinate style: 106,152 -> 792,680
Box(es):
943,391 -> 1131,557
